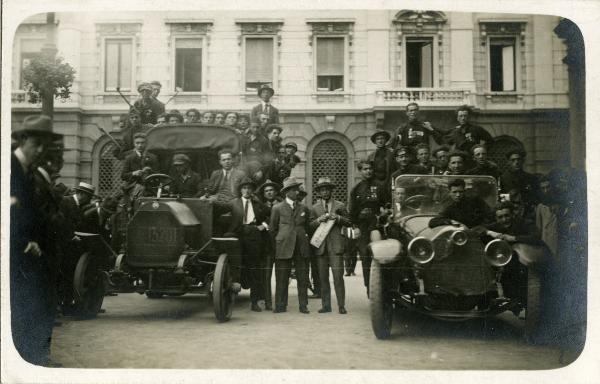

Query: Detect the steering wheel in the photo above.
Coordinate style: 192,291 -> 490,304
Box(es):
144,173 -> 173,197
403,194 -> 431,211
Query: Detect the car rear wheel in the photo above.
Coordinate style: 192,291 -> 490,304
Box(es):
73,252 -> 105,319
525,267 -> 542,343
213,253 -> 235,322
369,260 -> 393,339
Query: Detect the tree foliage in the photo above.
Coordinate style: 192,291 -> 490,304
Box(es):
22,52 -> 76,104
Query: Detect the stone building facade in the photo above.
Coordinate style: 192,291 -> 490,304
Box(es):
10,10 -> 573,203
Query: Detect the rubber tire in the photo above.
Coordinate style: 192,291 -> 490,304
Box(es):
213,253 -> 234,322
369,260 -> 393,339
525,268 -> 542,344
73,252 -> 105,319
146,292 -> 164,299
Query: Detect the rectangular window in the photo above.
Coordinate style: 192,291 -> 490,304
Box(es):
406,37 -> 433,88
105,39 -> 133,92
175,38 -> 202,92
19,39 -> 44,89
245,37 -> 273,91
489,37 -> 516,92
316,37 -> 344,91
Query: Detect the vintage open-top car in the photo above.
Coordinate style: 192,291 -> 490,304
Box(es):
73,123 -> 243,322
368,174 -> 548,341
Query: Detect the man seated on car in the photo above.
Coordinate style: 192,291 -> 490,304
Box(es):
429,178 -> 493,228
169,153 -> 203,197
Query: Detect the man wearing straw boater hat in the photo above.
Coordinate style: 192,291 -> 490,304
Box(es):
309,177 -> 352,314
58,181 -> 97,316
250,83 -> 280,125
10,114 -> 63,366
270,177 -> 311,314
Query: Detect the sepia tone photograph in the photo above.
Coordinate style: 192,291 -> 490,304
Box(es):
1,1 -> 594,383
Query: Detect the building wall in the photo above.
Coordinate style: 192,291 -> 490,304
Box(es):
11,11 -> 574,196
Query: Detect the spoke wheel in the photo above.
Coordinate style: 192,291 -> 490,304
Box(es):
213,253 -> 235,322
73,252 -> 105,319
369,260 -> 394,339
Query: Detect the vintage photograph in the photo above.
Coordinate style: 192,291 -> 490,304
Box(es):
3,2 -> 590,382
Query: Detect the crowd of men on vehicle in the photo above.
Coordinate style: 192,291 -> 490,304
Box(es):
10,81 -> 585,366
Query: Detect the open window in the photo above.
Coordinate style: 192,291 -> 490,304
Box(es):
175,38 -> 203,92
489,37 -> 516,92
405,37 -> 434,88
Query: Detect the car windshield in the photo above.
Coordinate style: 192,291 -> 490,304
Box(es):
393,174 -> 498,217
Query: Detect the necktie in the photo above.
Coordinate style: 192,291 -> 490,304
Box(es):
244,199 -> 249,224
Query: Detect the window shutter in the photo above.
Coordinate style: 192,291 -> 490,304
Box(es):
105,40 -> 120,90
245,38 -> 273,83
317,38 -> 344,76
119,40 -> 132,90
502,45 -> 515,91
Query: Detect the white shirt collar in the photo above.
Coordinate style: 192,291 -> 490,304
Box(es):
261,100 -> 270,107
14,148 -> 29,173
37,167 -> 52,184
285,197 -> 295,208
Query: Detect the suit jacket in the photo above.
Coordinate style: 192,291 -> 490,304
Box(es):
270,200 -> 310,260
367,147 -> 397,185
309,199 -> 352,256
59,195 -> 86,239
121,151 -> 159,182
225,197 -> 269,236
444,123 -> 493,153
32,169 -> 66,254
250,103 -> 280,124
207,168 -> 247,198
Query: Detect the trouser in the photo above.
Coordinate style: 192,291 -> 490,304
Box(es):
344,238 -> 358,274
309,249 -> 321,295
263,236 -> 275,307
240,225 -> 264,304
318,251 -> 346,309
10,249 -> 55,365
357,228 -> 372,291
274,252 -> 309,310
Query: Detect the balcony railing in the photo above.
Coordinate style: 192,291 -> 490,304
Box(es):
376,88 -> 471,107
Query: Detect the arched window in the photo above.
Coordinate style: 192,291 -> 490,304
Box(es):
93,139 -> 124,198
488,135 -> 525,174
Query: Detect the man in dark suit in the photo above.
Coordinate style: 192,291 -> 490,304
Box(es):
429,178 -> 493,228
121,132 -> 159,184
258,179 -> 282,310
467,144 -> 500,179
499,148 -> 539,211
444,105 -> 493,153
270,177 -> 311,313
390,102 -> 445,152
204,149 -> 247,203
11,114 -> 63,366
222,178 -> 270,311
367,129 -> 397,187
309,178 -> 352,314
250,84 -> 280,124
169,153 -> 203,197
132,82 -> 164,125
241,122 -> 270,164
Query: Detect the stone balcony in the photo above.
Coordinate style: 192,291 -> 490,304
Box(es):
375,88 -> 472,108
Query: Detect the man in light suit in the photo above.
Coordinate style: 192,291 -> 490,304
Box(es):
250,84 -> 279,125
204,149 -> 246,203
270,177 -> 311,314
310,178 -> 352,314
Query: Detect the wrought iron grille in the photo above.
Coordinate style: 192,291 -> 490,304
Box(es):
98,142 -> 124,198
312,139 -> 348,204
488,136 -> 525,175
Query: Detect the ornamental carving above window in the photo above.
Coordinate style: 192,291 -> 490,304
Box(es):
393,10 -> 447,34
307,21 -> 354,45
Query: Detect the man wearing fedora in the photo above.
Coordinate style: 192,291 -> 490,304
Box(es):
11,114 -> 63,366
310,177 -> 352,314
257,179 -> 282,310
367,129 -> 397,187
58,181 -> 97,315
221,177 -> 270,311
349,159 -> 387,296
169,153 -> 203,197
270,177 -> 311,313
250,84 -> 280,125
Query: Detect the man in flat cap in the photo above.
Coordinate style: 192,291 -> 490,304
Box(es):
170,153 -> 203,197
283,141 -> 301,169
132,82 -> 163,125
270,177 -> 311,313
310,177 -> 352,314
11,114 -> 63,366
251,84 -> 280,125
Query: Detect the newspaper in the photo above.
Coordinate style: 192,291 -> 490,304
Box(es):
310,219 -> 335,248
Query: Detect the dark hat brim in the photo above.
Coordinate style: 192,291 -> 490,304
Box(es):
315,182 -> 337,190
258,181 -> 281,193
280,181 -> 302,192
257,86 -> 275,97
370,131 -> 391,144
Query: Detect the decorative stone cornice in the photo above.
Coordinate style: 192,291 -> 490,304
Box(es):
306,21 -> 355,46
478,19 -> 527,46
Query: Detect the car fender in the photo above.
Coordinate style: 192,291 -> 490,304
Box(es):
369,239 -> 403,265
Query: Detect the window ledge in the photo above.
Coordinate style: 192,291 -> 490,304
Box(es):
311,91 -> 352,97
484,92 -> 524,97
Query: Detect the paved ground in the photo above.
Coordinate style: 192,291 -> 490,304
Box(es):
51,263 -> 568,370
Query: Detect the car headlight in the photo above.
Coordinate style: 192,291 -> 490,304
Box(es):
407,237 -> 435,264
484,239 -> 513,267
449,230 -> 468,246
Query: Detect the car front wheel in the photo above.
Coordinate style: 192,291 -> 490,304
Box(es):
369,260 -> 394,339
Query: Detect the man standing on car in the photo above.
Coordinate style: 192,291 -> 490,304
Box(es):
391,102 -> 445,153
429,178 -> 493,228
222,178 -> 269,312
258,180 -> 282,311
251,84 -> 279,125
310,177 -> 352,314
367,129 -> 396,187
270,177 -> 311,314
444,105 -> 493,153
349,160 -> 387,296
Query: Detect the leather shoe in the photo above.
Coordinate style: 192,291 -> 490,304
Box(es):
344,272 -> 351,276
299,306 -> 310,314
273,306 -> 286,313
309,293 -> 321,299
251,303 -> 262,312
318,307 -> 332,313
339,307 -> 347,314
265,303 -> 273,311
